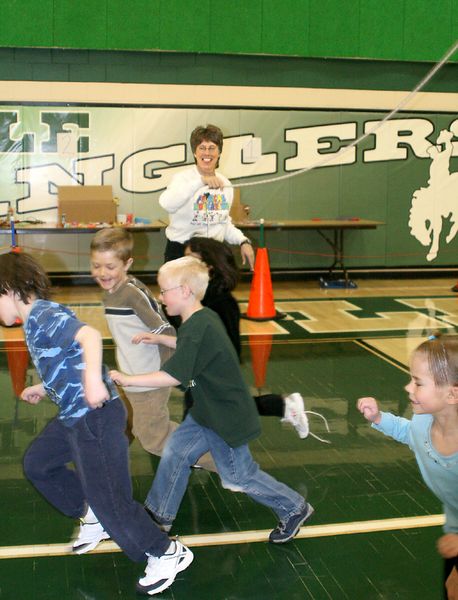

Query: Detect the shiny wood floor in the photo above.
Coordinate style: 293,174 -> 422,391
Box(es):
0,276 -> 457,599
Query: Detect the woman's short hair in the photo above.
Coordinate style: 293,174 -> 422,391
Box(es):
190,124 -> 224,154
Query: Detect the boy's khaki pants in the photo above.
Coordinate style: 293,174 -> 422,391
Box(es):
124,388 -> 216,472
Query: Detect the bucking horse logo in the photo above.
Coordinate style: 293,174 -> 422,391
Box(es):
408,129 -> 458,261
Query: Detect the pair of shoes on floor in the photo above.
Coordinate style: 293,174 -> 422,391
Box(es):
72,506 -> 110,554
137,540 -> 194,596
282,393 -> 331,443
269,502 -> 315,544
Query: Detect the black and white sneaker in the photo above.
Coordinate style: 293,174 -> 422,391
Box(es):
269,503 -> 314,544
72,506 -> 110,554
137,540 -> 194,596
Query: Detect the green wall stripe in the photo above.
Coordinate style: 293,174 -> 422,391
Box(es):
0,48 -> 456,93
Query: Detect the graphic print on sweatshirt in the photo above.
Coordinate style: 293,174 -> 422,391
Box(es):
191,190 -> 230,226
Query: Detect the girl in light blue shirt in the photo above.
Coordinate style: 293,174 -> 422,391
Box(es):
358,333 -> 458,599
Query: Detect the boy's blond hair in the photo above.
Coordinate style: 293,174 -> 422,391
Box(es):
90,228 -> 133,263
158,256 -> 209,300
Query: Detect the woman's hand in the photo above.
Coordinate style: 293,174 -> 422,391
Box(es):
201,175 -> 225,189
240,242 -> 255,270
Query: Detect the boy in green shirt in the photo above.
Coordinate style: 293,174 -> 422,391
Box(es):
110,256 -> 313,543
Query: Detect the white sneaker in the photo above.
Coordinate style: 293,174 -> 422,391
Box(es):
282,394 -> 331,443
137,540 -> 194,596
72,506 -> 110,554
282,393 -> 309,438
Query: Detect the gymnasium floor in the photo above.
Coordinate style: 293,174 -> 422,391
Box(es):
0,277 -> 457,599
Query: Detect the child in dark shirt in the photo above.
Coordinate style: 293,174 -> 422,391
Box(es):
111,256 -> 314,543
134,236 -> 328,441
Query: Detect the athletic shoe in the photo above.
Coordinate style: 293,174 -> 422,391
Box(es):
72,506 -> 110,554
282,393 -> 309,438
452,284 -> 458,293
269,503 -> 314,544
137,540 -> 194,596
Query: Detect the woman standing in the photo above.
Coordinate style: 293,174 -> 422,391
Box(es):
159,124 -> 255,270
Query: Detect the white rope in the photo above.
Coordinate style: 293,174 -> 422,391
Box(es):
232,40 -> 458,189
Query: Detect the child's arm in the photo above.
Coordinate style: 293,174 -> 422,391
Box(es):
21,383 -> 46,405
75,325 -> 110,408
110,369 -> 180,389
131,332 -> 177,349
357,397 -> 382,424
358,397 -> 412,445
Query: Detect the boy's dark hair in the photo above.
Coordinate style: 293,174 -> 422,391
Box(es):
190,125 -> 224,155
0,251 -> 51,303
90,228 -> 134,262
185,237 -> 239,293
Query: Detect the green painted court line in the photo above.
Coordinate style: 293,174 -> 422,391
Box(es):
0,514 -> 444,560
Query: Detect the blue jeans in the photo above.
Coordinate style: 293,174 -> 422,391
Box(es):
23,397 -> 170,562
145,415 -> 306,525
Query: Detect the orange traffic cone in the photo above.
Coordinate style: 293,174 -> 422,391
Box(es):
249,334 -> 273,389
6,340 -> 29,397
242,221 -> 285,321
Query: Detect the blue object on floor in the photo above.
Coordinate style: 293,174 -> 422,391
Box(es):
319,277 -> 358,289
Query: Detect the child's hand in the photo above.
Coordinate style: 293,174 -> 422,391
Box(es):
357,397 -> 382,424
84,374 -> 109,409
132,332 -> 159,345
21,384 -> 46,404
437,533 -> 458,558
110,369 -> 130,387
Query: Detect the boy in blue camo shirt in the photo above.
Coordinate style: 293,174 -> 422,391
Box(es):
0,251 -> 193,596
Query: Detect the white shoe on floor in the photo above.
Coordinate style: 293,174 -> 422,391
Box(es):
137,540 -> 194,596
72,506 -> 110,554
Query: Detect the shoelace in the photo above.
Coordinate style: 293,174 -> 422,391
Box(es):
304,411 -> 331,444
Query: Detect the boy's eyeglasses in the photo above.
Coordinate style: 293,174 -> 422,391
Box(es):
159,285 -> 182,295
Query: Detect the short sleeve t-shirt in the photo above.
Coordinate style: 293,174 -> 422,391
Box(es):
162,308 -> 261,447
24,299 -> 118,427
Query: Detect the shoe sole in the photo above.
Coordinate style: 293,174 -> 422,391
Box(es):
136,548 -> 194,596
269,505 -> 315,544
72,532 -> 111,554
